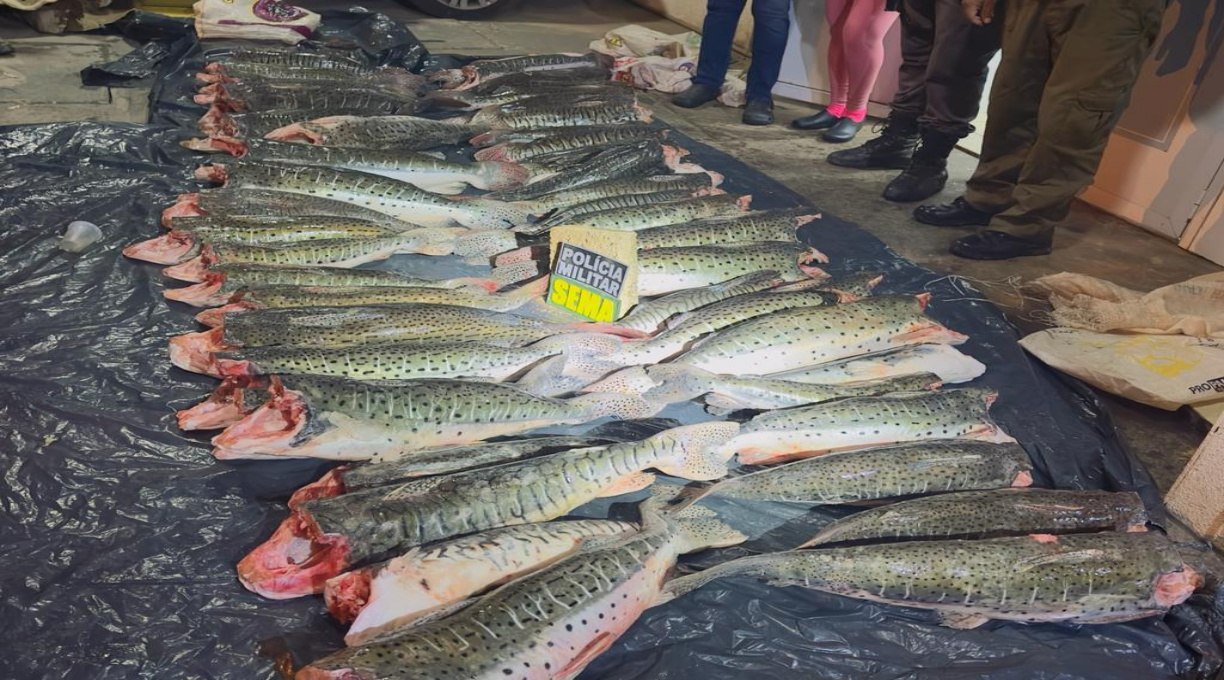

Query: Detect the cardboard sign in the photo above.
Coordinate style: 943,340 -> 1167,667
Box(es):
547,225 -> 638,322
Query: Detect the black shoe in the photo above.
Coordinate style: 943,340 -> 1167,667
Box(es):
791,109 -> 841,131
913,197 -> 993,227
827,125 -> 917,169
742,98 -> 774,126
883,159 -> 948,202
672,83 -> 720,109
950,231 -> 1052,259
822,117 -> 863,143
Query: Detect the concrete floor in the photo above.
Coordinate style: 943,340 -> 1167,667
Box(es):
0,0 -> 1215,494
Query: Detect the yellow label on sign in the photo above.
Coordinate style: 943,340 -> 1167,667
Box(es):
546,225 -> 638,322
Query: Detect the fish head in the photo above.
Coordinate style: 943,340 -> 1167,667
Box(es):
163,244 -> 219,283
194,163 -> 229,185
194,301 -> 257,329
164,271 -> 233,308
1155,567 -> 1202,607
122,231 -> 198,265
176,376 -> 257,431
168,327 -> 230,375
161,193 -> 206,227
236,507 -> 351,600
212,377 -> 310,459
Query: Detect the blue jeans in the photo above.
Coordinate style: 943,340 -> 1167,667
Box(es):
692,0 -> 793,101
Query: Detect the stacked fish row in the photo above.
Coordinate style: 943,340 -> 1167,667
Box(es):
123,48 -> 1201,680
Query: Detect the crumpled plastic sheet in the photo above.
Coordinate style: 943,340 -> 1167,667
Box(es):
1,22 -> 1222,680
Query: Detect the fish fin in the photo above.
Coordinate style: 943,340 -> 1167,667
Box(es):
475,161 -> 531,191
489,260 -> 541,288
581,366 -> 655,396
1015,548 -> 1109,573
556,632 -> 617,680
893,323 -> 970,346
597,471 -> 656,498
567,392 -> 661,421
651,422 -> 740,481
937,611 -> 991,630
672,504 -> 747,553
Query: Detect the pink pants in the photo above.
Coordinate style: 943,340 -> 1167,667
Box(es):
826,0 -> 898,119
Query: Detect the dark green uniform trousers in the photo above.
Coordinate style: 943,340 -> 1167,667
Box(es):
962,0 -> 1167,245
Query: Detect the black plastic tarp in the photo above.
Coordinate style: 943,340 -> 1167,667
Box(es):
1,16 -> 1222,680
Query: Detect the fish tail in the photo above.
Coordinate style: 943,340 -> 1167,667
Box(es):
671,505 -> 748,553
660,554 -> 780,602
474,161 -> 532,191
651,422 -> 741,481
567,392 -> 660,421
452,229 -> 519,258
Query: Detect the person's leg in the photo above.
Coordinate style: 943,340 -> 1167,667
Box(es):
825,0 -> 853,117
692,0 -> 750,91
744,0 -> 793,102
884,0 -> 1000,201
842,0 -> 901,120
825,0 -> 929,166
958,0 -> 1052,214
969,0 -> 1167,252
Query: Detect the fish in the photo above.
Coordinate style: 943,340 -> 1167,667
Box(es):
197,60 -> 424,97
637,242 -> 828,296
168,303 -> 636,375
265,114 -> 479,150
672,294 -> 967,375
494,141 -> 702,202
615,270 -> 784,334
424,78 -> 622,110
587,365 -> 944,412
662,532 -> 1201,629
211,374 -> 661,461
705,440 -> 1033,505
160,230 -> 464,282
163,263 -> 509,308
437,52 -> 604,89
198,107 -> 346,138
202,48 -> 373,73
724,388 -> 1013,465
636,208 -> 820,249
526,194 -> 752,234
575,287 -> 841,369
162,188 -> 420,229
189,137 -> 530,193
470,98 -> 652,130
123,216 -> 404,265
800,489 -> 1150,547
474,124 -> 666,162
770,344 -> 988,385
516,173 -> 724,214
809,270 -> 885,301
330,436 -> 623,485
296,492 -> 745,680
193,82 -> 417,113
237,422 -> 740,597
200,277 -> 549,323
193,161 -> 531,229
329,519 -> 640,645
211,332 -> 618,382
539,188 -> 714,227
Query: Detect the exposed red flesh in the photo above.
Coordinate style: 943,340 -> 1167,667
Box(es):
162,194 -> 206,227
169,327 -> 230,374
324,568 -> 372,624
289,467 -> 349,510
265,122 -> 323,144
195,163 -> 230,184
122,231 -> 197,265
237,507 -> 351,599
195,300 -> 258,328
177,377 -> 253,429
212,380 -> 308,460
1011,470 -> 1034,487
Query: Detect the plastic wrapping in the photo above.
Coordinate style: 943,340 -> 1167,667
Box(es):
1,19 -> 1221,680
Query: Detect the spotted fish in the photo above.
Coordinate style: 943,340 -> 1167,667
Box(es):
637,242 -> 828,296
295,491 -> 746,680
801,488 -> 1150,547
707,440 -> 1033,505
723,388 -> 1014,465
635,208 -> 820,249
662,532 -> 1201,629
237,423 -> 740,598
770,343 -> 987,385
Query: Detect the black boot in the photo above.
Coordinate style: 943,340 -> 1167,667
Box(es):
791,109 -> 841,131
883,129 -> 960,202
742,98 -> 775,126
827,114 -> 919,169
822,117 -> 864,143
913,197 -> 994,227
951,231 -> 1052,259
672,83 -> 720,109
